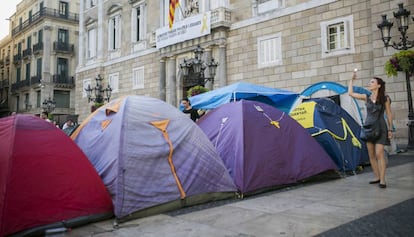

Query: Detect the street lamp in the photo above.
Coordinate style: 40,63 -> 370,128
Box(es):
42,97 -> 56,113
377,3 -> 414,149
179,45 -> 218,87
85,74 -> 112,104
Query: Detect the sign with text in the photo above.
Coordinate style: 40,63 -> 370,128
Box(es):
156,12 -> 211,49
289,101 -> 316,129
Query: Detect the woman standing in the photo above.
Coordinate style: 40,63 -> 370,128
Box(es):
348,71 -> 393,188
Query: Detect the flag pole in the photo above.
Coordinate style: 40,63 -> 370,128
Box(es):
177,2 -> 186,18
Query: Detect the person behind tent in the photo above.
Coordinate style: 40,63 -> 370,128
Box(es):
348,71 -> 393,189
62,119 -> 75,130
181,98 -> 201,122
40,111 -> 52,123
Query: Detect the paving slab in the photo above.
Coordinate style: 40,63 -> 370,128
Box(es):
63,154 -> 413,237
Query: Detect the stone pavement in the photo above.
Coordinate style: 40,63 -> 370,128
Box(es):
62,150 -> 414,237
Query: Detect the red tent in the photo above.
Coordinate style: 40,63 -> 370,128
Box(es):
0,115 -> 113,236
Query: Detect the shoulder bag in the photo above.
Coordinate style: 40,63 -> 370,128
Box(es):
360,110 -> 381,142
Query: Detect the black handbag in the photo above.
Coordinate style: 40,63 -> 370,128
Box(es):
360,112 -> 381,142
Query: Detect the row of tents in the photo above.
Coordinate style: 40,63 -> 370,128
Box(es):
0,81 -> 370,236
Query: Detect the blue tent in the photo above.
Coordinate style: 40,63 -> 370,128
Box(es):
292,81 -> 371,126
189,82 -> 299,113
290,98 -> 369,172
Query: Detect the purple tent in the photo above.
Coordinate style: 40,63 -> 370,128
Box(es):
198,100 -> 337,194
72,96 -> 236,222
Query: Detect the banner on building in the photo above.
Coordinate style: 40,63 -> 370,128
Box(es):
156,11 -> 211,49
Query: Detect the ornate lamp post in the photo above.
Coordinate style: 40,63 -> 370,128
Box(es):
180,45 -> 218,87
84,74 -> 112,104
42,97 -> 56,113
377,3 -> 414,149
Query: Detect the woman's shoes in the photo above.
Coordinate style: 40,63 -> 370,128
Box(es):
379,183 -> 387,188
369,180 -> 380,184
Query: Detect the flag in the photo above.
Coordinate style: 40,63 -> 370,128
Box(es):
169,0 -> 179,29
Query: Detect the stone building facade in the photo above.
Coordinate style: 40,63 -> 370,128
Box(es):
74,0 -> 412,145
0,0 -> 79,124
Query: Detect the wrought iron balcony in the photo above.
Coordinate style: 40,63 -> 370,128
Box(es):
11,79 -> 30,92
30,75 -> 41,86
23,48 -> 32,59
4,56 -> 10,65
0,79 -> 9,89
52,75 -> 75,88
12,7 -> 79,36
53,42 -> 74,54
33,42 -> 43,54
13,54 -> 22,65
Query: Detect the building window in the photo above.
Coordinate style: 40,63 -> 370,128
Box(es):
132,67 -> 144,89
131,4 -> 146,43
89,0 -> 97,8
83,79 -> 91,98
320,15 -> 354,58
257,33 -> 282,68
87,28 -> 97,58
58,29 -> 69,44
36,90 -> 41,108
162,0 -> 185,27
36,58 -> 42,78
108,15 -> 121,50
256,0 -> 284,15
108,73 -> 119,93
16,67 -> 21,82
25,63 -> 30,81
38,29 -> 43,44
25,93 -> 29,110
54,90 -> 70,108
57,58 -> 68,80
59,1 -> 68,17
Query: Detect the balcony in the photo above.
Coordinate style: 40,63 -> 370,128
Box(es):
11,79 -> 30,92
52,75 -> 75,88
53,42 -> 74,54
33,42 -> 43,54
13,54 -> 22,65
0,79 -> 9,89
30,75 -> 41,86
23,48 -> 32,60
211,7 -> 231,29
12,7 -> 79,36
5,56 -> 10,65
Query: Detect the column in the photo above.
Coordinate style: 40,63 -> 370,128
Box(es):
167,56 -> 177,107
97,0 -> 104,61
159,58 -> 166,101
78,0 -> 84,66
218,43 -> 227,87
204,47 -> 213,90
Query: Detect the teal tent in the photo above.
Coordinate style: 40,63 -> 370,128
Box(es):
189,82 -> 299,113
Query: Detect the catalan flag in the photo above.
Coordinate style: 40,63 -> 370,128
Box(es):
169,0 -> 179,29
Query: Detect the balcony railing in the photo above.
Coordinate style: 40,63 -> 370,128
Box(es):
53,75 -> 75,88
13,54 -> 22,65
1,79 -> 9,88
211,7 -> 231,29
11,79 -> 30,92
33,42 -> 43,54
12,7 -> 79,36
0,79 -> 9,89
23,48 -> 32,59
5,56 -> 10,65
53,42 -> 74,54
30,75 -> 41,86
